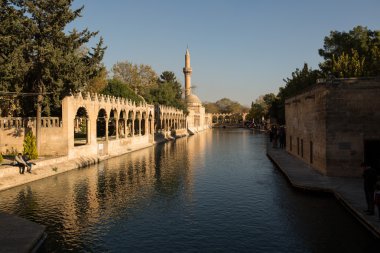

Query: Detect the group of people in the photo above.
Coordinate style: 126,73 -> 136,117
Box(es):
362,162 -> 380,221
15,153 -> 34,174
269,125 -> 286,148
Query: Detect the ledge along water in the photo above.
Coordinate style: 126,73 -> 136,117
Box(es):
0,129 -> 380,252
266,139 -> 380,239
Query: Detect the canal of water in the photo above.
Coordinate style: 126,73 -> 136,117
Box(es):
0,129 -> 379,252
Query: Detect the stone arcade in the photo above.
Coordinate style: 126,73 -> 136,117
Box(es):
0,49 -> 212,159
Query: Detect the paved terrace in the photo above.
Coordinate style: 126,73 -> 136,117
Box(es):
267,142 -> 380,239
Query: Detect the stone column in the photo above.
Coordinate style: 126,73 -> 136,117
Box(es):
105,116 -> 109,141
115,117 -> 119,139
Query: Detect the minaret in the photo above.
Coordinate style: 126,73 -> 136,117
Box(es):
183,48 -> 192,97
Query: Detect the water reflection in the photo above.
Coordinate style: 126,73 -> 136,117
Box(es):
0,129 -> 379,252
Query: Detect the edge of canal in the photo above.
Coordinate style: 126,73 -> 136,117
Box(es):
266,149 -> 380,240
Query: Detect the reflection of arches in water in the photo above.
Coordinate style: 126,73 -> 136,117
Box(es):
74,107 -> 89,146
73,180 -> 90,218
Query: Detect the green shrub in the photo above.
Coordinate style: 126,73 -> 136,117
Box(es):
0,153 -> 3,163
23,131 -> 38,159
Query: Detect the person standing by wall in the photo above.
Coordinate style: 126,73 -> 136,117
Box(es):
362,162 -> 378,215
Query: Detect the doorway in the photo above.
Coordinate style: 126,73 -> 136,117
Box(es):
364,140 -> 380,169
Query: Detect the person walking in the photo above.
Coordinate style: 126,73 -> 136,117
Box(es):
362,162 -> 378,215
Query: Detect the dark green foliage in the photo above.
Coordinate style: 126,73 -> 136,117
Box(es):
150,71 -> 187,112
0,153 -> 3,163
270,63 -> 320,124
102,79 -> 144,103
0,0 -> 106,116
23,131 -> 38,159
319,26 -> 380,77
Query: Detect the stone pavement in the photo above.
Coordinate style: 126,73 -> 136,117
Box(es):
266,142 -> 380,239
0,212 -> 46,253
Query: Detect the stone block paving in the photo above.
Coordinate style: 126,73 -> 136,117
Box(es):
266,143 -> 380,239
0,212 -> 46,253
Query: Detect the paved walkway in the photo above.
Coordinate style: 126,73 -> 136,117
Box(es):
266,143 -> 380,239
0,212 -> 46,253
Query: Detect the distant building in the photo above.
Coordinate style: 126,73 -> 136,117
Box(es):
285,77 -> 380,177
182,49 -> 211,133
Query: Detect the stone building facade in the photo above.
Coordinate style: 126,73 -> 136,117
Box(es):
285,77 -> 380,177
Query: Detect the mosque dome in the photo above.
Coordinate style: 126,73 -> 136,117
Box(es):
186,94 -> 201,104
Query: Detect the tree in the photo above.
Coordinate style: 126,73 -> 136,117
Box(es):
274,63 -> 320,124
102,79 -> 144,103
0,0 -> 31,116
0,0 -> 106,116
150,71 -> 186,111
84,66 -> 108,93
246,93 -> 277,123
319,26 -> 380,77
159,71 -> 177,84
332,49 -> 365,78
112,61 -> 158,101
215,98 -> 244,114
23,131 -> 38,159
203,98 -> 247,114
203,102 -> 220,113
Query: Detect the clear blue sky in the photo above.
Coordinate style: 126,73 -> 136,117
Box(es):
70,0 -> 380,106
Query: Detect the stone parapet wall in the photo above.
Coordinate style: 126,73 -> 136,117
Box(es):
0,117 -> 63,155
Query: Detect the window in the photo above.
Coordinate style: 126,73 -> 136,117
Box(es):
297,137 -> 300,155
310,141 -> 313,164
290,136 -> 292,151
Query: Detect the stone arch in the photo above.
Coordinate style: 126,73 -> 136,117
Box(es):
135,111 -> 141,135
127,110 -> 134,137
97,108 -> 107,140
74,107 -> 89,146
108,109 -> 118,139
141,111 -> 147,135
119,110 -> 126,138
212,115 -> 218,123
148,111 -> 153,135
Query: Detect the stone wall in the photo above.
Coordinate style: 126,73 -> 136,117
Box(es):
286,78 -> 380,177
0,117 -> 65,156
285,85 -> 328,174
325,79 -> 380,176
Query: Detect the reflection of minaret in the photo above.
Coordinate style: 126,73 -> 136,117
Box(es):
183,48 -> 192,97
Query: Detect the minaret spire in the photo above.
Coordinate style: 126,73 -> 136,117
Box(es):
183,48 -> 192,97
